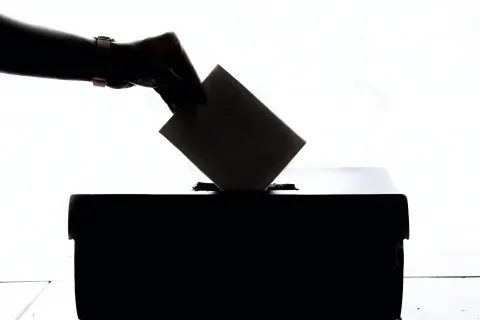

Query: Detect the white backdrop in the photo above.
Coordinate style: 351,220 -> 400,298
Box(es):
1,0 -> 480,276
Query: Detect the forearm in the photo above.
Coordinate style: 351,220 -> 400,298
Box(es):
0,14 -> 126,82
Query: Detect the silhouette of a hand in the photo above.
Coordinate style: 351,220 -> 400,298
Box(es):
109,32 -> 206,112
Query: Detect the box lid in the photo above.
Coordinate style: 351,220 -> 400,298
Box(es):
68,167 -> 409,240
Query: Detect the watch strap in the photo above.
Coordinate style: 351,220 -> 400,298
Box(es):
92,36 -> 114,87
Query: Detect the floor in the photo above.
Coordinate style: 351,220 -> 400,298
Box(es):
2,278 -> 480,319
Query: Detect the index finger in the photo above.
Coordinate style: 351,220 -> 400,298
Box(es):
164,33 -> 207,105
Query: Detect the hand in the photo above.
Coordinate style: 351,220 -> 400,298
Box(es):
110,32 -> 206,112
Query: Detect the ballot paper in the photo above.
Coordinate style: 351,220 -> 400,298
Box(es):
160,65 -> 306,191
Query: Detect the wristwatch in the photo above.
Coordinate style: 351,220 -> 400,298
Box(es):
92,36 -> 115,87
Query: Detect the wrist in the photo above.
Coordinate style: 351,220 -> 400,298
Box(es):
110,42 -> 137,82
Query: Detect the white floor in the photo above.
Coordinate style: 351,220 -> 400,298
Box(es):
2,278 -> 480,319
0,282 -> 49,320
402,278 -> 480,319
1,232 -> 480,319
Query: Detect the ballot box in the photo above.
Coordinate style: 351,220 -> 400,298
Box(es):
68,167 -> 409,320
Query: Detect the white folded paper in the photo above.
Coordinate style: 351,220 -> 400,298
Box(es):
160,65 -> 306,191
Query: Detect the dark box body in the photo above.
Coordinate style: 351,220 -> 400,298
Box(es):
68,168 -> 409,319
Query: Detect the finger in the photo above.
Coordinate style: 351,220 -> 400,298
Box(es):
156,67 -> 205,112
155,81 -> 197,112
153,68 -> 190,112
154,86 -> 177,113
166,34 -> 207,104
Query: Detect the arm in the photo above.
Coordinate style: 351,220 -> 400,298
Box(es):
0,13 -> 205,111
0,14 -> 128,82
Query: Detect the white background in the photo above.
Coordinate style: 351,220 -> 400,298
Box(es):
1,0 -> 480,276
